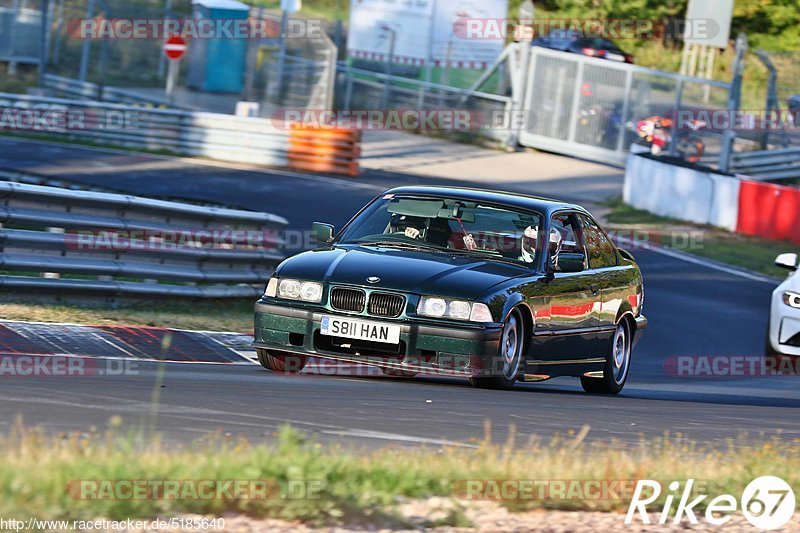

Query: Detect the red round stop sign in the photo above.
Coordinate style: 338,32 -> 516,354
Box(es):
163,35 -> 187,61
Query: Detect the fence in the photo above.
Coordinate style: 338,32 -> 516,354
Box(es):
0,180 -> 288,298
336,64 -> 514,145
519,45 -> 733,167
335,43 -> 736,166
261,40 -> 337,112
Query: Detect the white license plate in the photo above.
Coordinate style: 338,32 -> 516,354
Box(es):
320,315 -> 400,344
606,53 -> 625,62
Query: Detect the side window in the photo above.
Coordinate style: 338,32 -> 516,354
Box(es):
579,215 -> 618,269
550,213 -> 588,271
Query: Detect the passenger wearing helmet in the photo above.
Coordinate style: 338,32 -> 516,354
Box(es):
520,226 -> 538,263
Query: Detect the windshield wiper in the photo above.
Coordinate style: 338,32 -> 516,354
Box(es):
358,240 -> 442,251
445,248 -> 527,266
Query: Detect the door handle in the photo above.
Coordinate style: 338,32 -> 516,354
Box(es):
590,283 -> 600,295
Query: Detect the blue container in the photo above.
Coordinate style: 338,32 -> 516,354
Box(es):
187,0 -> 250,93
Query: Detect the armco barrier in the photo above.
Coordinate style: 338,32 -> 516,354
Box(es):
0,92 -> 290,167
43,74 -> 178,109
0,181 -> 288,298
288,126 -> 361,177
623,154 -> 740,231
731,147 -> 800,181
737,181 -> 800,244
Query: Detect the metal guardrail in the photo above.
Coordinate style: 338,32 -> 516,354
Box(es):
0,92 -> 290,167
732,147 -> 800,180
0,181 -> 287,298
43,74 -> 180,109
337,63 -> 514,144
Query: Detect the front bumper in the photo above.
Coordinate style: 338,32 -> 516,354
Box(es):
253,301 -> 504,377
634,315 -> 648,344
770,290 -> 800,357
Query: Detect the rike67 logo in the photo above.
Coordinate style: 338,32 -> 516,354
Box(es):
626,476 -> 796,530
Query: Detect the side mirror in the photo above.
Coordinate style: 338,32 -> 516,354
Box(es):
558,255 -> 585,273
775,253 -> 798,271
311,222 -> 335,244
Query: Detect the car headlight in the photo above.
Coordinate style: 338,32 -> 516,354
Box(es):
267,278 -> 323,303
785,291 -> 800,309
265,277 -> 278,297
417,297 -> 494,322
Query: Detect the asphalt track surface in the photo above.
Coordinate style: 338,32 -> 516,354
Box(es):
0,137 -> 797,448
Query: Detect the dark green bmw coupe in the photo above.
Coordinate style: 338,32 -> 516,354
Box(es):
254,186 -> 647,394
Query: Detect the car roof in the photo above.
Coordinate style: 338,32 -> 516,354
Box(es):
383,186 -> 590,218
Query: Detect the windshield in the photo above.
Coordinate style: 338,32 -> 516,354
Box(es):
337,195 -> 544,264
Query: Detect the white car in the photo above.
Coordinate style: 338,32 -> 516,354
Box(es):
767,253 -> 800,358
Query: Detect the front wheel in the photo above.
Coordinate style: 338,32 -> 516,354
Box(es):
580,319 -> 632,395
257,349 -> 308,374
470,309 -> 525,390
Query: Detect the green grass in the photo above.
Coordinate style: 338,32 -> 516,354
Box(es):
2,422 -> 799,527
605,198 -> 676,225
0,131 -> 183,158
605,198 -> 797,278
0,299 -> 255,332
0,66 -> 38,94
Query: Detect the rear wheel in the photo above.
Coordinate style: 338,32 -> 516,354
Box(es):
580,318 -> 632,395
470,309 -> 524,390
257,349 -> 308,374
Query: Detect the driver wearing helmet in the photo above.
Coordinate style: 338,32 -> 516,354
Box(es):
389,214 -> 427,240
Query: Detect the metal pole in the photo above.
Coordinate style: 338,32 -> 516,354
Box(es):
7,0 -> 20,75
273,9 -> 289,102
97,33 -> 109,100
79,0 -> 95,81
755,49 -> 784,149
668,78 -> 683,157
158,0 -> 173,80
52,0 -> 63,65
381,29 -> 395,108
38,0 -> 50,86
334,0 -> 343,57
166,59 -> 179,105
719,33 -> 748,174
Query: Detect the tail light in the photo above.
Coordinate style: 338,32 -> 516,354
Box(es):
582,48 -> 606,57
625,54 -> 634,64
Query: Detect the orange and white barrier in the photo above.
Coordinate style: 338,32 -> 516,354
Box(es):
287,126 -> 361,177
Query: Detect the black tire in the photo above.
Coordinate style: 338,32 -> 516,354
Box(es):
257,349 -> 308,374
470,309 -> 525,390
580,318 -> 632,395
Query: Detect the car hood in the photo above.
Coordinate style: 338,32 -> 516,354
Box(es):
276,246 -> 532,300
